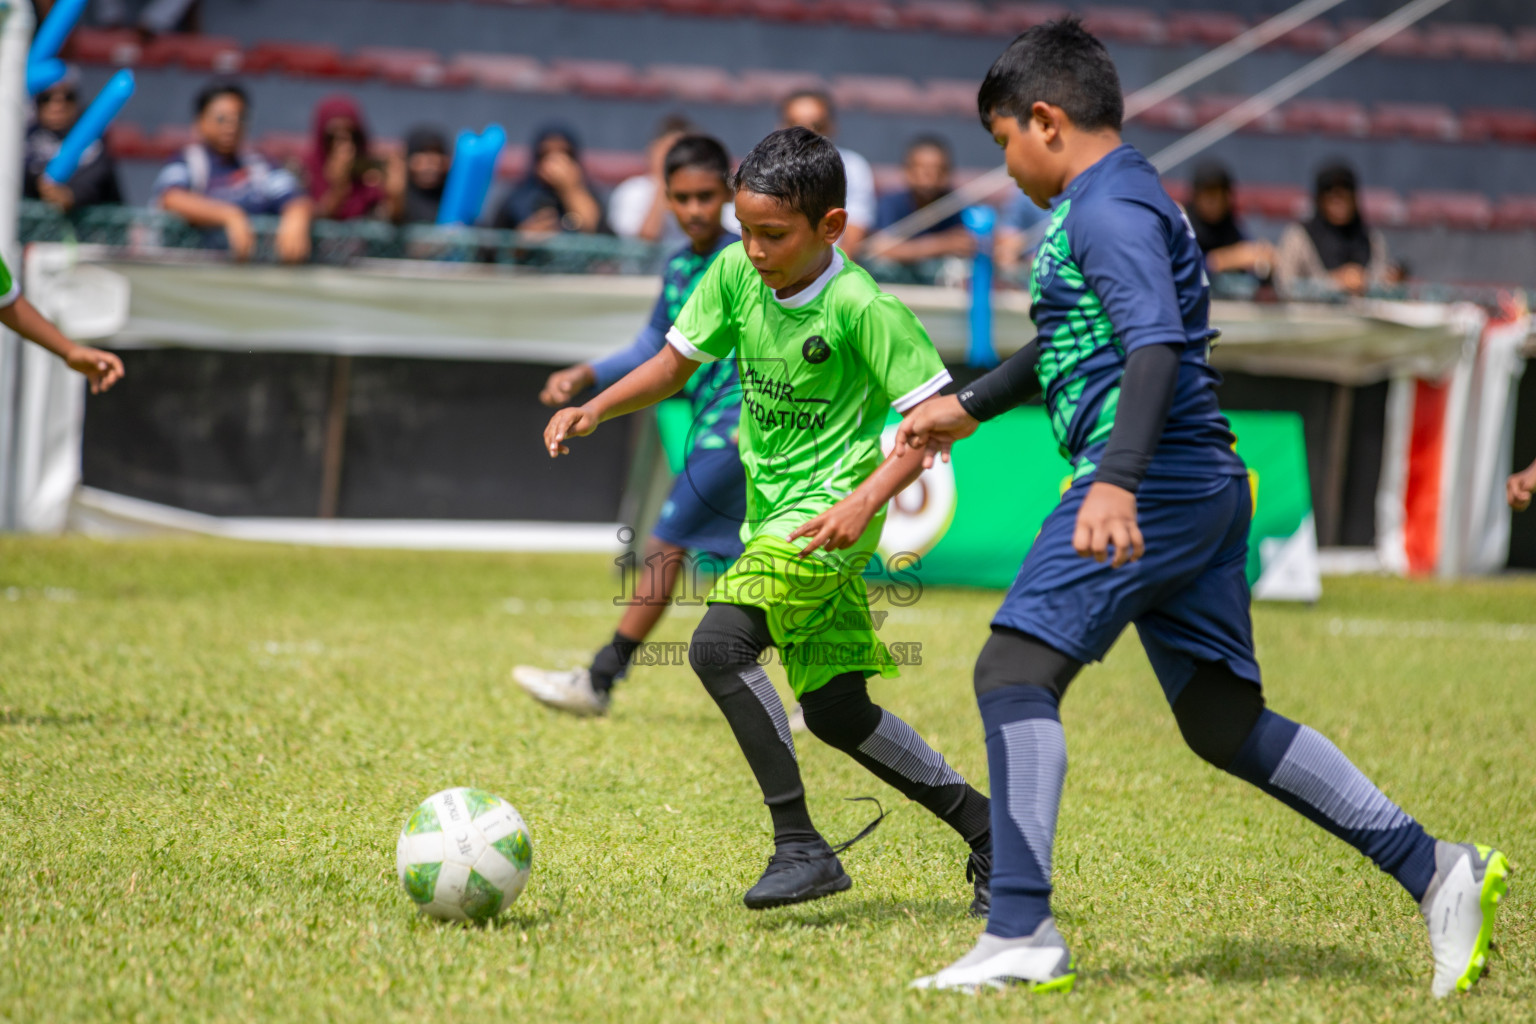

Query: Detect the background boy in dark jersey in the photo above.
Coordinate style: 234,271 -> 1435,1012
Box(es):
895,20 -> 1507,998
517,136 -> 745,716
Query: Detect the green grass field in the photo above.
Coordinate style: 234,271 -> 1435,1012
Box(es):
1,536 -> 1530,1022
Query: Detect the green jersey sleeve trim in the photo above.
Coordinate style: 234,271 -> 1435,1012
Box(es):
891,368 -> 953,413
0,253 -> 17,308
665,325 -> 719,364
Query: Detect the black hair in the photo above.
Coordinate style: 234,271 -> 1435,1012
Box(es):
664,134 -> 731,186
194,79 -> 249,117
1314,160 -> 1358,198
406,126 -> 447,156
906,134 -> 952,161
731,126 -> 845,225
977,17 -> 1122,132
1192,160 -> 1233,193
780,88 -> 836,123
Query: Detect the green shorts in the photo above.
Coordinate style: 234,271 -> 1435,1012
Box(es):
707,534 -> 899,697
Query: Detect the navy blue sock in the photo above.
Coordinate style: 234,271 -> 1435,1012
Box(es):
977,685 -> 1066,939
1226,709 -> 1438,901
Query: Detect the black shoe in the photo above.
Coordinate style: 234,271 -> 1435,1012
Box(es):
966,845 -> 991,918
743,841 -> 852,910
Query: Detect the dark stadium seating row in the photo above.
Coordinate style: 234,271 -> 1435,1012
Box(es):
63,30 -> 1536,148
365,0 -> 1536,61
101,122 -> 1536,232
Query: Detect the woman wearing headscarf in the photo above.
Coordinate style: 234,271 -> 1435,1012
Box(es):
1276,161 -> 1394,298
391,126 -> 450,225
493,124 -> 604,234
1186,161 -> 1273,283
306,95 -> 386,221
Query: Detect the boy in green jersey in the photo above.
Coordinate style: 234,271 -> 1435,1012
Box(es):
0,251 -> 123,393
544,127 -> 991,912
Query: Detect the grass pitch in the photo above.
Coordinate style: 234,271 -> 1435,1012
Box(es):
1,536 -> 1530,1022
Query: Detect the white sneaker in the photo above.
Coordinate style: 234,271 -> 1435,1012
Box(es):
1421,840 -> 1510,997
911,919 -> 1076,993
512,665 -> 610,717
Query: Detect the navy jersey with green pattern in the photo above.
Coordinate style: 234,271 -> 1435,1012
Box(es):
1029,145 -> 1246,485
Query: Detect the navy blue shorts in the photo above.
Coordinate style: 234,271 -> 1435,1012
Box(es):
651,444 -> 747,561
992,473 -> 1259,703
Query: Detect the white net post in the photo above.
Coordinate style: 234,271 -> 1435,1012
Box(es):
0,0 -> 36,530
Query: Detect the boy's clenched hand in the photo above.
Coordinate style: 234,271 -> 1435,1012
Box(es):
1074,481 -> 1144,568
544,406 -> 598,457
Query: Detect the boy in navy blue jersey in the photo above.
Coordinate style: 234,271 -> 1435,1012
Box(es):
892,20 -> 1507,997
516,136 -> 745,716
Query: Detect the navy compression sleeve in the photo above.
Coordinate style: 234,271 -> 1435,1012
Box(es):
955,339 -> 1041,422
1093,342 -> 1180,494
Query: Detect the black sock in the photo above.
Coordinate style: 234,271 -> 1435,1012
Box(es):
801,672 -> 991,851
590,631 -> 642,694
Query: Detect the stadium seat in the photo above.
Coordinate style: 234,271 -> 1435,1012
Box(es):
1342,21 -> 1424,59
1358,187 -> 1407,228
1516,28 -> 1536,62
1136,96 -> 1195,131
644,64 -> 741,104
1492,196 -> 1536,231
1268,20 -> 1337,53
990,3 -> 1070,34
139,34 -> 244,73
244,41 -> 369,79
1081,6 -> 1166,45
830,74 -> 934,116
657,0 -> 746,17
1166,10 -> 1249,47
253,131 -> 310,165
147,124 -> 196,161
354,47 -> 471,88
62,27 -> 142,66
898,1 -> 992,34
924,79 -> 981,119
819,1 -> 899,30
581,149 -> 650,186
549,59 -> 663,99
1232,184 -> 1307,221
1192,95 -> 1282,134
1420,22 -> 1511,61
105,123 -> 154,160
1281,98 -> 1369,137
743,0 -> 828,24
448,53 -> 553,92
1369,103 -> 1459,142
735,68 -> 827,105
1459,108 -> 1536,145
1406,191 -> 1494,230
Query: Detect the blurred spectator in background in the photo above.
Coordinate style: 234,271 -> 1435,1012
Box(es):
1187,161 -> 1273,288
780,90 -> 874,255
305,95 -> 386,222
24,75 -> 123,213
391,126 -> 449,225
609,114 -> 693,246
870,135 -> 972,268
995,187 -> 1046,284
494,124 -> 604,235
1276,162 -> 1395,298
154,81 -> 312,263
93,0 -> 199,35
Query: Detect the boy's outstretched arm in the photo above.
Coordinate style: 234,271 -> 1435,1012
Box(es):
0,296 -> 125,394
543,343 -> 698,457
790,405 -> 938,556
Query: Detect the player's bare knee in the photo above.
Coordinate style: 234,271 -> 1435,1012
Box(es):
1171,663 -> 1266,769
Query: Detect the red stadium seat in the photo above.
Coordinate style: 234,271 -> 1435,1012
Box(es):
1359,187 -> 1407,227
1232,184 -> 1307,221
139,34 -> 243,73
355,47 -> 471,88
743,0 -> 829,23
1268,20 -> 1337,53
1192,95 -> 1282,134
62,27 -> 142,66
1281,98 -> 1369,137
1341,20 -> 1424,58
735,68 -> 827,105
1405,191 -> 1494,230
1516,28 -> 1536,62
1082,6 -> 1166,45
549,59 -> 663,99
253,131 -> 309,165
990,3 -> 1070,35
644,64 -> 741,104
104,123 -> 153,160
819,1 -> 899,30
924,79 -> 981,119
898,1 -> 991,34
1434,23 -> 1512,61
1369,102 -> 1459,142
1492,196 -> 1536,230
561,0 -> 651,11
448,53 -> 553,92
658,0 -> 746,17
1459,108 -> 1536,145
1135,96 -> 1195,131
831,74 -> 933,116
581,149 -> 650,187
245,41 -> 369,79
1166,10 -> 1248,47
147,124 -> 196,161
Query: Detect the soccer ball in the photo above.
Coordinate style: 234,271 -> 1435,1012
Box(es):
396,787 -> 533,922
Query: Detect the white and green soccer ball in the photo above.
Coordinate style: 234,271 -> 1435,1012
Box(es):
396,787 -> 533,923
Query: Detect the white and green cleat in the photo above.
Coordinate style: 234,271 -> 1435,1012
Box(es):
1421,840 -> 1510,998
910,919 -> 1076,994
513,665 -> 610,717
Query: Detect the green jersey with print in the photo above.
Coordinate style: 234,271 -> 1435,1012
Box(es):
667,244 -> 951,570
0,252 -> 17,307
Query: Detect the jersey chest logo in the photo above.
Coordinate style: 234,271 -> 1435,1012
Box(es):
801,335 -> 831,364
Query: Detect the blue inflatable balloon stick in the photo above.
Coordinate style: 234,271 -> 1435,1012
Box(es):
27,57 -> 68,97
27,0 -> 88,96
458,124 -> 506,226
961,205 -> 999,369
44,69 -> 136,185
436,130 -> 480,226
